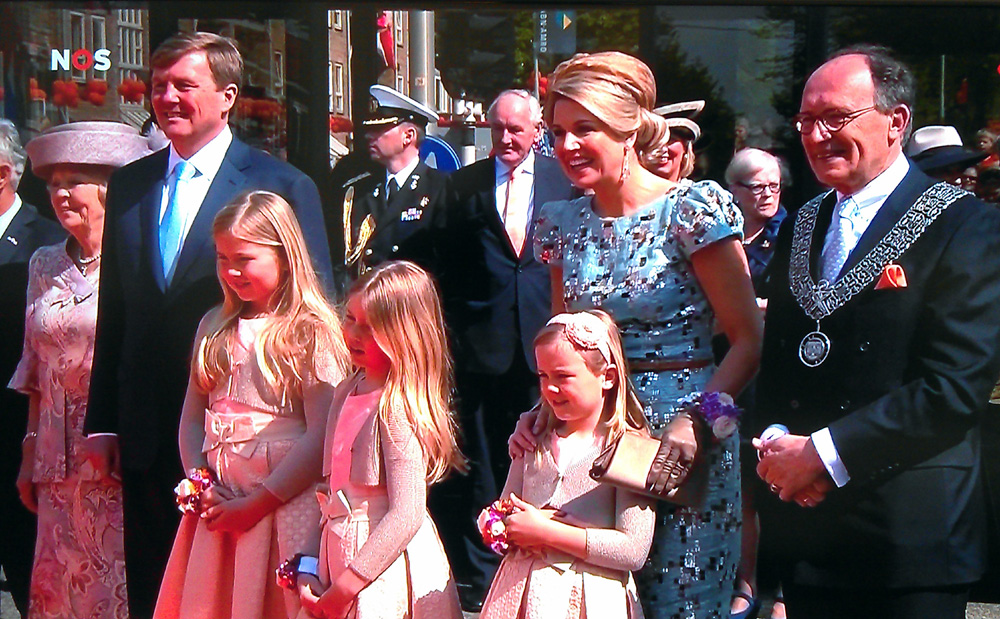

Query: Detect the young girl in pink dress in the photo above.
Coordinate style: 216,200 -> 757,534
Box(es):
295,261 -> 465,619
153,190 -> 349,619
479,310 -> 656,619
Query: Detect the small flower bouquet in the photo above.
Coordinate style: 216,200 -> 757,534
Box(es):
476,498 -> 516,555
173,467 -> 215,515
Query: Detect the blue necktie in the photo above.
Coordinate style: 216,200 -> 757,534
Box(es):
160,160 -> 196,279
820,197 -> 855,282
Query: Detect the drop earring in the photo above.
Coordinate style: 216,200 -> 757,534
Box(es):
620,144 -> 631,184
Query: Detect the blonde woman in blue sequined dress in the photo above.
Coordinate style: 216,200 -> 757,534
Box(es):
531,52 -> 763,619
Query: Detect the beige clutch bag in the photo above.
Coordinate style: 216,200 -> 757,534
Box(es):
590,430 -> 708,507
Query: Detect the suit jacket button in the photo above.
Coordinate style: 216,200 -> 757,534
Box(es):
365,248 -> 373,255
789,399 -> 800,409
839,399 -> 851,411
858,341 -> 870,352
391,245 -> 399,252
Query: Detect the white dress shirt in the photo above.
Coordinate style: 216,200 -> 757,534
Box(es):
0,194 -> 24,240
494,150 -> 536,239
385,157 -> 420,196
812,152 -> 910,487
158,125 -> 233,255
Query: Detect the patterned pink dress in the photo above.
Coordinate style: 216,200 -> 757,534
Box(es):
8,243 -> 128,619
306,372 -> 462,619
154,317 -> 343,619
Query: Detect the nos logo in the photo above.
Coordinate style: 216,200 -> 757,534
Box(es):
51,49 -> 112,72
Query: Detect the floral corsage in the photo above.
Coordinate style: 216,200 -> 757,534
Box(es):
678,391 -> 741,440
173,467 -> 216,515
476,499 -> 516,555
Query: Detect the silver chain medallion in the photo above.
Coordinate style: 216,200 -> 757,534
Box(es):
788,182 -> 965,367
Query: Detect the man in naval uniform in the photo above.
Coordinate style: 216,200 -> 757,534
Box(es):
754,45 -> 1000,619
337,85 -> 448,282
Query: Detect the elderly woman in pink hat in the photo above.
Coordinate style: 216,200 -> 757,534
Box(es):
11,121 -> 153,619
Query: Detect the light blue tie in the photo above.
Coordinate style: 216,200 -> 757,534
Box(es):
160,160 -> 196,279
820,197 -> 855,282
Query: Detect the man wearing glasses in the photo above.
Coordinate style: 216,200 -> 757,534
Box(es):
753,45 -> 1000,619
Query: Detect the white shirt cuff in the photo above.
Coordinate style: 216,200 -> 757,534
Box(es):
810,427 -> 850,487
86,432 -> 119,438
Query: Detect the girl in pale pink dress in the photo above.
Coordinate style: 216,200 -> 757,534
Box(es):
479,310 -> 656,619
11,122 -> 153,619
295,261 -> 464,619
152,191 -> 349,619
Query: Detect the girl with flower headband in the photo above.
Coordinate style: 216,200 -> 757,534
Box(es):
153,191 -> 349,619
295,261 -> 465,619
478,309 -> 655,619
523,51 -> 762,619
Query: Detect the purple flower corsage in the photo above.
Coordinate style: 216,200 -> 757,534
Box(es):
679,391 -> 741,440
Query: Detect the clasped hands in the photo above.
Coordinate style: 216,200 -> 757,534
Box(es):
754,432 -> 833,507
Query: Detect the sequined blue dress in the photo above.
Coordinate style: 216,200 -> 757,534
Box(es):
534,180 -> 744,619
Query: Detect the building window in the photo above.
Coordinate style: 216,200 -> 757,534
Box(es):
393,11 -> 404,47
396,74 -> 405,94
274,50 -> 284,95
117,9 -> 146,105
435,75 -> 450,114
69,11 -> 85,80
91,15 -> 107,79
333,63 -> 345,113
333,10 -> 343,31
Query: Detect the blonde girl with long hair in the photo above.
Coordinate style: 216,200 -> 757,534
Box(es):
154,190 -> 349,619
296,260 -> 465,619
479,309 -> 654,619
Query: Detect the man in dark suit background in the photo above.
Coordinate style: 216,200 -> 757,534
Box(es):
0,120 -> 65,616
336,85 -> 448,284
433,89 -> 575,611
83,32 -> 332,618
755,45 -> 1000,619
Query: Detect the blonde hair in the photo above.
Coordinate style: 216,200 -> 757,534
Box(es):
543,51 -> 669,160
349,261 -> 466,484
194,190 -> 349,397
533,309 -> 648,445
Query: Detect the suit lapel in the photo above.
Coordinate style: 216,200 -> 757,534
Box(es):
171,139 -> 249,286
0,204 -> 34,264
480,158 -> 519,261
140,149 -> 171,291
838,167 -> 932,277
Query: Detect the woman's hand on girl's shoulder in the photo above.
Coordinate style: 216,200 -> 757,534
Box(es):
507,408 -> 547,459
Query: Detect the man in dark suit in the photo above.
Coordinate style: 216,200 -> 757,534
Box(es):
755,45 -> 1000,619
0,120 -> 65,616
337,85 -> 448,283
83,32 -> 332,618
433,89 -> 575,611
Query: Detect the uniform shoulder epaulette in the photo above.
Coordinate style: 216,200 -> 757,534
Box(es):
343,171 -> 372,187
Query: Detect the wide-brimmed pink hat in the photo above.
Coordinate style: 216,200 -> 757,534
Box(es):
26,121 -> 155,179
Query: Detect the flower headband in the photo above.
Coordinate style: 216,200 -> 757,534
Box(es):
546,312 -> 613,363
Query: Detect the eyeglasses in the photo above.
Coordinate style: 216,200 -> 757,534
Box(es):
737,181 -> 781,196
793,106 -> 877,135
